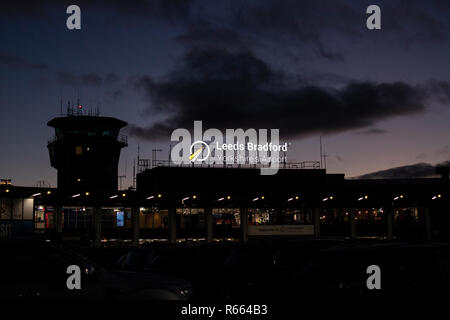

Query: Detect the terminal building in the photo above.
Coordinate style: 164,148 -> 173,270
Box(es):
1,111 -> 449,245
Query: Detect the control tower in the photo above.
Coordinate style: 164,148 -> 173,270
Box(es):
47,107 -> 128,193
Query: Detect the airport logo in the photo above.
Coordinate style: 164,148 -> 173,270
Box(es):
189,140 -> 211,162
171,121 -> 287,175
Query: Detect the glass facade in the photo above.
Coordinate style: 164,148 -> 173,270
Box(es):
212,208 -> 241,239
248,208 -> 312,225
29,204 -> 433,241
177,208 -> 206,239
140,207 -> 168,229
139,208 -> 169,239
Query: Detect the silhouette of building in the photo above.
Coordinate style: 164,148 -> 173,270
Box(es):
47,109 -> 127,193
1,112 -> 449,245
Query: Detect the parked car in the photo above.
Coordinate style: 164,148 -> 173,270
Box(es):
217,239 -> 345,299
218,240 -> 282,299
114,242 -> 237,299
0,238 -> 192,300
295,242 -> 450,298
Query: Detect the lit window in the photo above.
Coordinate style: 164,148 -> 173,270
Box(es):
75,146 -> 83,155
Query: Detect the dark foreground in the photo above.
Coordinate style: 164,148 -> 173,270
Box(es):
2,237 -> 450,300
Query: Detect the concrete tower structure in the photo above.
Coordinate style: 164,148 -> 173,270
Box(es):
47,108 -> 127,193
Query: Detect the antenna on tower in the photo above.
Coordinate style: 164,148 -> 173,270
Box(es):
319,136 -> 323,169
137,144 -> 141,173
319,136 -> 328,171
169,144 -> 172,167
132,159 -> 136,189
76,89 -> 82,115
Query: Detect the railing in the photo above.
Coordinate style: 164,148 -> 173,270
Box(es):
48,134 -> 58,144
48,134 -> 128,146
118,134 -> 128,145
138,159 -> 321,173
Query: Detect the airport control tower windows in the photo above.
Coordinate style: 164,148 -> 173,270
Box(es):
47,114 -> 127,192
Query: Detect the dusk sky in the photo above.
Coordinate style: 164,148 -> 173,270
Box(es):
1,0 -> 449,188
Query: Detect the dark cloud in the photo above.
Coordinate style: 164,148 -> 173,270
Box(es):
176,20 -> 244,49
355,161 -> 450,179
315,43 -> 344,62
228,0 -> 360,60
105,73 -> 120,84
426,79 -> 450,105
383,0 -> 450,45
358,128 -> 388,135
80,73 -> 103,86
0,52 -> 26,67
224,0 -> 450,58
56,71 -> 120,87
0,1 -> 51,17
171,0 -> 353,62
438,145 -> 450,156
416,153 -> 427,160
0,52 -> 49,70
56,71 -> 79,86
103,0 -> 193,22
129,48 -> 430,141
3,0 -> 449,66
30,63 -> 49,70
109,89 -> 123,100
1,51 -> 121,88
0,0 -> 193,22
